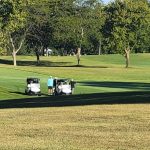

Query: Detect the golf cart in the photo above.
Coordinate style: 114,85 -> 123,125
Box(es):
53,78 -> 74,95
25,78 -> 41,95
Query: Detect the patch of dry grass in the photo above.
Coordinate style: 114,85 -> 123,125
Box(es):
0,104 -> 150,150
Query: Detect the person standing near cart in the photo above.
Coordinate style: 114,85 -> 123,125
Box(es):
70,79 -> 76,94
47,76 -> 54,95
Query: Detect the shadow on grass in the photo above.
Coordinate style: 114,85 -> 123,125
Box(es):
0,91 -> 150,109
79,81 -> 150,91
73,65 -> 108,68
10,92 -> 28,95
0,59 -> 13,65
0,59 -> 70,67
0,59 -> 107,68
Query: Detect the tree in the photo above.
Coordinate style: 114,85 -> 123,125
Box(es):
76,47 -> 81,65
0,1 -> 12,55
81,0 -> 105,55
0,0 -> 32,66
103,0 -> 150,68
25,0 -> 53,56
49,0 -> 104,57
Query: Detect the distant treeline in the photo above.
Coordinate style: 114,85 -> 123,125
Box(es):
0,0 -> 150,56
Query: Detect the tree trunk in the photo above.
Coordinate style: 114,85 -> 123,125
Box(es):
76,48 -> 81,65
98,40 -> 101,55
9,34 -> 17,66
35,49 -> 40,65
124,47 -> 130,68
125,53 -> 129,68
9,31 -> 26,66
12,50 -> 17,66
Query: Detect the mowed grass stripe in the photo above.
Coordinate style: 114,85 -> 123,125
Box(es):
0,54 -> 150,149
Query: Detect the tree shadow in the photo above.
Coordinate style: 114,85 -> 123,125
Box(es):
0,59 -> 71,67
0,91 -> 150,109
79,81 -> 150,91
73,65 -> 108,68
0,59 -> 13,65
0,59 -> 107,68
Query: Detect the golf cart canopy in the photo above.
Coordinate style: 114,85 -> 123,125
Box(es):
54,78 -> 71,81
27,78 -> 40,84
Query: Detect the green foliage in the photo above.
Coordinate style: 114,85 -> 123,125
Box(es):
24,0 -> 104,55
0,0 -> 34,58
0,0 -> 150,57
103,0 -> 150,54
1,0 -> 29,32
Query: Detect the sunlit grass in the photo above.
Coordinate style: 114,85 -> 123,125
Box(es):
0,54 -> 150,99
0,105 -> 150,150
0,54 -> 150,149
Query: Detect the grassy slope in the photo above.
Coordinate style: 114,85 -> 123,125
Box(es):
0,54 -> 150,100
0,54 -> 150,99
0,54 -> 150,150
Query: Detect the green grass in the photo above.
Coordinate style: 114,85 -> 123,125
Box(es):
0,54 -> 150,149
0,54 -> 150,100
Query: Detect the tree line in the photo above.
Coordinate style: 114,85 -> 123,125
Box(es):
0,0 -> 150,67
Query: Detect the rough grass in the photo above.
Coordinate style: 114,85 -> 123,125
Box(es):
0,105 -> 150,150
0,54 -> 150,149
